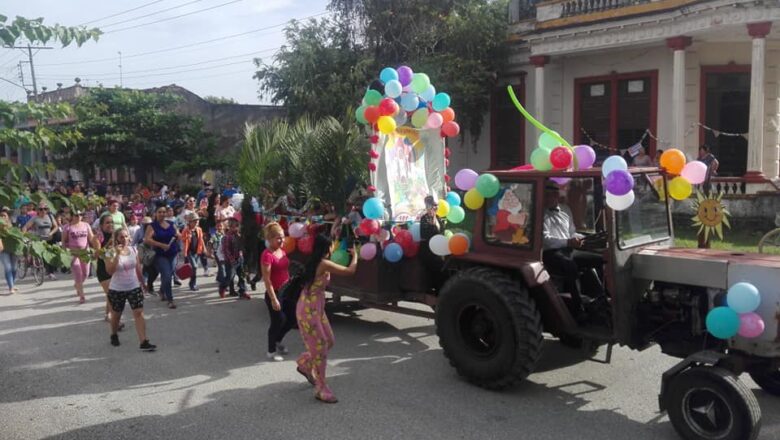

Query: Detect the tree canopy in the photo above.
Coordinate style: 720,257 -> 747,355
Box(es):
0,14 -> 101,47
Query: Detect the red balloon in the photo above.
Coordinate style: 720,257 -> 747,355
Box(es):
402,241 -> 419,258
297,235 -> 314,254
444,148 -> 452,158
368,162 -> 377,172
550,146 -> 573,169
444,174 -> 451,182
442,121 -> 460,138
369,135 -> 379,144
367,185 -> 377,192
379,98 -> 399,116
512,164 -> 534,171
369,149 -> 380,159
359,219 -> 380,236
395,229 -> 413,246
364,106 -> 381,124
445,159 -> 450,167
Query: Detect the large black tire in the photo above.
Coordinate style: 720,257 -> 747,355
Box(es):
435,267 -> 542,390
749,368 -> 780,396
665,367 -> 761,440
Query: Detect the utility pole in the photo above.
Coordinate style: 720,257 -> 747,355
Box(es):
11,45 -> 52,98
118,51 -> 123,87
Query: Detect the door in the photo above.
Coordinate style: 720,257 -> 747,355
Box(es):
700,66 -> 750,177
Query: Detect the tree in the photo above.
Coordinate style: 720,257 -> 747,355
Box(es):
203,95 -> 238,105
0,15 -> 101,47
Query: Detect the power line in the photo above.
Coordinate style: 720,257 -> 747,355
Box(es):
104,0 -> 244,34
100,0 -> 204,28
79,0 -> 165,26
38,58 -> 261,83
122,68 -> 254,86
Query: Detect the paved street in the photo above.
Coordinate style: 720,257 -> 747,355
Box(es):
1,273 -> 779,440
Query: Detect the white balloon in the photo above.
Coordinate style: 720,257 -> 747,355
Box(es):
289,222 -> 306,238
606,190 -> 635,211
429,234 -> 451,256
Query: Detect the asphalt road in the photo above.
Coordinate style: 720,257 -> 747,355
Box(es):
1,271 -> 779,440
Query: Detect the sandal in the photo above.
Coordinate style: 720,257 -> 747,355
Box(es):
315,391 -> 338,404
296,366 -> 316,386
79,296 -> 85,304
168,302 -> 177,309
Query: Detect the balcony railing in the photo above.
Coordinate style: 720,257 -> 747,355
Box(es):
560,0 -> 651,17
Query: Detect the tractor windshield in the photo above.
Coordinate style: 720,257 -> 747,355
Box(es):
616,173 -> 671,249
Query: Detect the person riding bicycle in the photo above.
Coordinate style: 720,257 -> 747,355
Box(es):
22,202 -> 59,280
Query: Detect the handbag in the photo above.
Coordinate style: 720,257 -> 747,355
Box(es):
176,262 -> 193,280
138,243 -> 156,266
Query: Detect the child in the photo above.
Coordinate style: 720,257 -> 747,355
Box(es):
180,213 -> 206,291
15,203 -> 33,229
127,215 -> 141,245
220,218 -> 248,299
208,221 -> 229,295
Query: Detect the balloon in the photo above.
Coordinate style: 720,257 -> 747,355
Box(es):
681,161 -> 708,185
297,235 -> 314,254
668,176 -> 692,200
538,132 -> 560,150
420,85 -> 436,102
464,188 -> 485,210
410,222 -> 422,242
429,234 -> 451,256
530,148 -> 553,171
426,112 -> 444,129
380,67 -> 399,84
660,149 -> 686,175
331,249 -> 350,266
475,173 -> 500,198
512,164 -> 534,171
445,191 -> 461,207
454,232 -> 471,247
360,243 -> 377,260
355,105 -> 368,124
440,107 -> 455,123
368,162 -> 377,172
384,243 -> 404,263
384,79 -> 403,98
363,197 -> 385,220
282,236 -> 297,253
604,169 -> 634,196
551,177 -> 571,185
411,73 -> 431,94
364,106 -> 380,124
705,306 -> 740,339
441,121 -> 460,138
401,93 -> 420,112
602,155 -> 628,178
364,89 -> 383,106
378,229 -> 390,242
379,98 -> 399,116
394,229 -> 413,246
432,93 -> 451,112
397,66 -> 413,86
289,222 -> 305,239
727,282 -> 761,314
436,199 -> 450,217
412,108 -> 429,128
449,234 -> 469,256
359,218 -> 380,236
738,312 -> 765,338
550,146 -> 573,170
393,110 -> 408,126
402,240 -> 419,258
443,230 -> 454,238
606,190 -> 635,211
573,145 -> 596,169
447,205 -> 465,224
377,116 -> 397,134
455,169 -> 479,191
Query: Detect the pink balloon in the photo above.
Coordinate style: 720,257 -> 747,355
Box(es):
360,243 -> 377,261
681,161 -> 708,185
738,312 -> 765,338
426,112 -> 444,129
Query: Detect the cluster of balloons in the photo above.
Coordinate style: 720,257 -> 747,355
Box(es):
286,221 -> 321,255
529,133 -> 597,173
659,148 -> 707,201
356,66 -> 460,138
454,169 -> 499,211
436,191 -> 466,224
429,231 -> 471,257
601,156 -> 636,211
705,282 -> 765,339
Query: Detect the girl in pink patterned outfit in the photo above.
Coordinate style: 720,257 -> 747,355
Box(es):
62,209 -> 99,303
296,234 -> 357,403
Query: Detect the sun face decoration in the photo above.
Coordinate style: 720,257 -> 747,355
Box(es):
691,191 -> 731,241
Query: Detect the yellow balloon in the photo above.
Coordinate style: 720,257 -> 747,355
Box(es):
436,199 -> 450,217
668,176 -> 692,200
464,188 -> 484,210
377,116 -> 396,134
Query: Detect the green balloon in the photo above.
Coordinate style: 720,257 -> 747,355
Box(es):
447,205 -> 465,224
364,89 -> 383,106
331,249 -> 350,267
411,73 -> 431,94
538,132 -> 560,151
475,173 -> 500,198
355,105 -> 368,124
530,147 -> 553,171
443,230 -> 454,238
412,108 -> 429,128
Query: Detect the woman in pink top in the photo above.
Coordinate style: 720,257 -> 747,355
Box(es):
62,209 -> 99,304
261,222 -> 290,361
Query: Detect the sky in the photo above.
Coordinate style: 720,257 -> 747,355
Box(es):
0,0 -> 331,104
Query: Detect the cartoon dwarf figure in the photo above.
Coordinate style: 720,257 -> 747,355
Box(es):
493,185 -> 529,244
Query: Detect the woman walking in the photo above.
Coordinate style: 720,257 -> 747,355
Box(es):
96,213 -> 121,325
22,202 -> 59,279
144,204 -> 180,309
296,235 -> 358,403
0,207 -> 18,294
105,228 -> 157,351
260,222 -> 291,361
62,209 -> 99,304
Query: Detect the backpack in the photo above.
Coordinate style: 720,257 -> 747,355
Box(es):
277,274 -> 305,305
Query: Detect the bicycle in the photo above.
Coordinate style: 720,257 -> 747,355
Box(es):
15,239 -> 46,286
758,213 -> 780,254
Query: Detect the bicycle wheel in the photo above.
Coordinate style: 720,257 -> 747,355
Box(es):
758,228 -> 780,254
16,254 -> 28,280
31,256 -> 45,287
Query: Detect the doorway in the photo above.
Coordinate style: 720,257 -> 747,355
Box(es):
700,66 -> 750,177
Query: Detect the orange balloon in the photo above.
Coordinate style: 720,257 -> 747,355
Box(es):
448,235 -> 469,256
440,107 -> 455,123
282,236 -> 297,254
660,148 -> 686,175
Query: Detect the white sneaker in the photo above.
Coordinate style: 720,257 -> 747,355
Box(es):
47,273 -> 57,280
266,351 -> 283,362
276,344 -> 289,355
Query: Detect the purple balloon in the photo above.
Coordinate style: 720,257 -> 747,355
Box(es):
605,169 -> 634,196
397,66 -> 414,87
574,145 -> 596,170
551,177 -> 571,185
738,312 -> 766,338
454,169 -> 479,191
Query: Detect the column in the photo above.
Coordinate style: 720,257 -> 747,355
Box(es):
530,55 -> 549,135
746,22 -> 772,181
666,36 -> 692,150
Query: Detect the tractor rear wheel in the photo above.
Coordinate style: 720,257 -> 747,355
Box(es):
435,267 -> 542,390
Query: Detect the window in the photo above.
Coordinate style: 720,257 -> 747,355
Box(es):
484,182 -> 535,248
701,67 -> 750,176
616,173 -> 671,249
491,81 -> 526,168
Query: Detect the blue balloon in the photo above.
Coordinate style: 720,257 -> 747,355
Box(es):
400,93 -> 420,112
727,282 -> 761,314
602,155 -> 628,178
446,191 -> 461,207
384,243 -> 403,263
705,306 -> 740,339
380,67 -> 399,84
363,197 -> 385,220
420,85 -> 436,102
432,92 -> 451,112
385,80 -> 403,98
410,222 -> 421,242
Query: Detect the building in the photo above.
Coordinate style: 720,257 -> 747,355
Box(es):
449,0 -> 780,195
